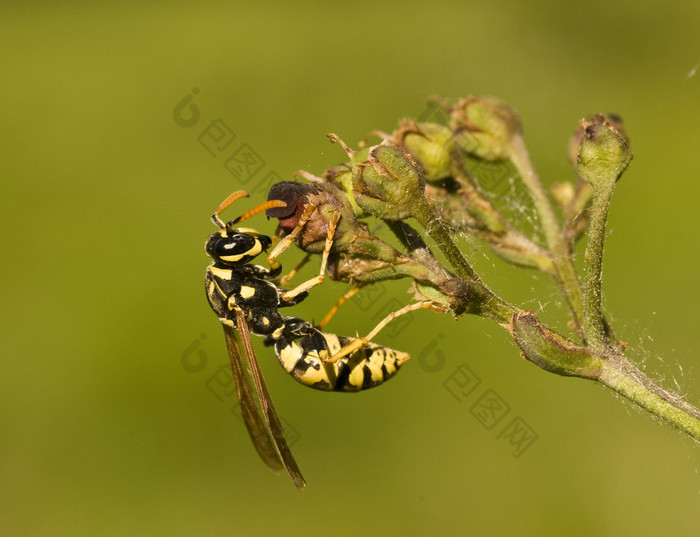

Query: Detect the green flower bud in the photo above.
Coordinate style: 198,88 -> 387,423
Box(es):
552,181 -> 575,208
574,114 -> 632,187
449,95 -> 522,161
327,133 -> 371,165
393,120 -> 455,182
352,142 -> 427,221
266,180 -> 451,286
267,180 -> 410,263
323,164 -> 364,216
568,113 -> 626,165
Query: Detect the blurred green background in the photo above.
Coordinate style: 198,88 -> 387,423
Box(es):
2,1 -> 700,535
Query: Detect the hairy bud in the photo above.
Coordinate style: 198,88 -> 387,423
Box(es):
449,95 -> 522,161
393,120 -> 454,182
574,114 -> 632,187
352,142 -> 427,220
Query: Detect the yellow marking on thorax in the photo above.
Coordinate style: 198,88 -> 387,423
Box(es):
211,280 -> 228,300
239,285 -> 256,299
208,266 -> 233,280
271,326 -> 284,339
207,281 -> 217,297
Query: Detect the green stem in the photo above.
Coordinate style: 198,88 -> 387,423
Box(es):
409,197 -> 517,324
582,181 -> 615,351
404,194 -> 700,443
471,283 -> 517,324
412,197 -> 482,283
597,354 -> 700,440
507,136 -> 585,333
511,310 -> 700,442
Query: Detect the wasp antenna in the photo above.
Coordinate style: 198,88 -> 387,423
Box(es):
232,200 -> 287,225
212,191 -> 250,228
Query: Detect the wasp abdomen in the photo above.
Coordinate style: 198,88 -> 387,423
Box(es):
274,332 -> 409,392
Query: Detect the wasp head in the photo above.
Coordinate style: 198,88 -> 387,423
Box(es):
205,227 -> 272,266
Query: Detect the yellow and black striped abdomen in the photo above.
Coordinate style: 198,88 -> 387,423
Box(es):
274,333 -> 409,392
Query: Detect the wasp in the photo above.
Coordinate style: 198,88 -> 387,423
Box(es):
205,191 -> 417,489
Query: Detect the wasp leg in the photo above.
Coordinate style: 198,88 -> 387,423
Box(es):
317,285 -> 363,330
266,201 -> 318,273
279,210 -> 340,302
326,301 -> 443,363
275,253 -> 312,286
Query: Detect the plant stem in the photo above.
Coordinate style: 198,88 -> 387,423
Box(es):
507,136 -> 586,333
412,191 -> 700,443
511,309 -> 700,442
581,181 -> 615,351
597,353 -> 700,441
412,197 -> 482,283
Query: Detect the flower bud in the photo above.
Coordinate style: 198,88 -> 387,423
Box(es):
551,181 -> 575,208
449,95 -> 522,161
568,113 -> 626,165
323,164 -> 364,216
574,114 -> 632,187
266,180 -> 407,265
352,142 -> 427,220
266,181 -> 357,253
392,120 -> 454,182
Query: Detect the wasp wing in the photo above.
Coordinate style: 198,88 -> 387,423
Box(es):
222,324 -> 282,474
223,309 -> 305,490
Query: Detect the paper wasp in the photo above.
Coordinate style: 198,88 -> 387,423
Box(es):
205,191 -> 422,489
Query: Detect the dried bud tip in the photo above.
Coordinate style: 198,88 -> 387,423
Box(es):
266,181 -> 319,228
267,181 -> 360,253
327,133 -> 355,159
